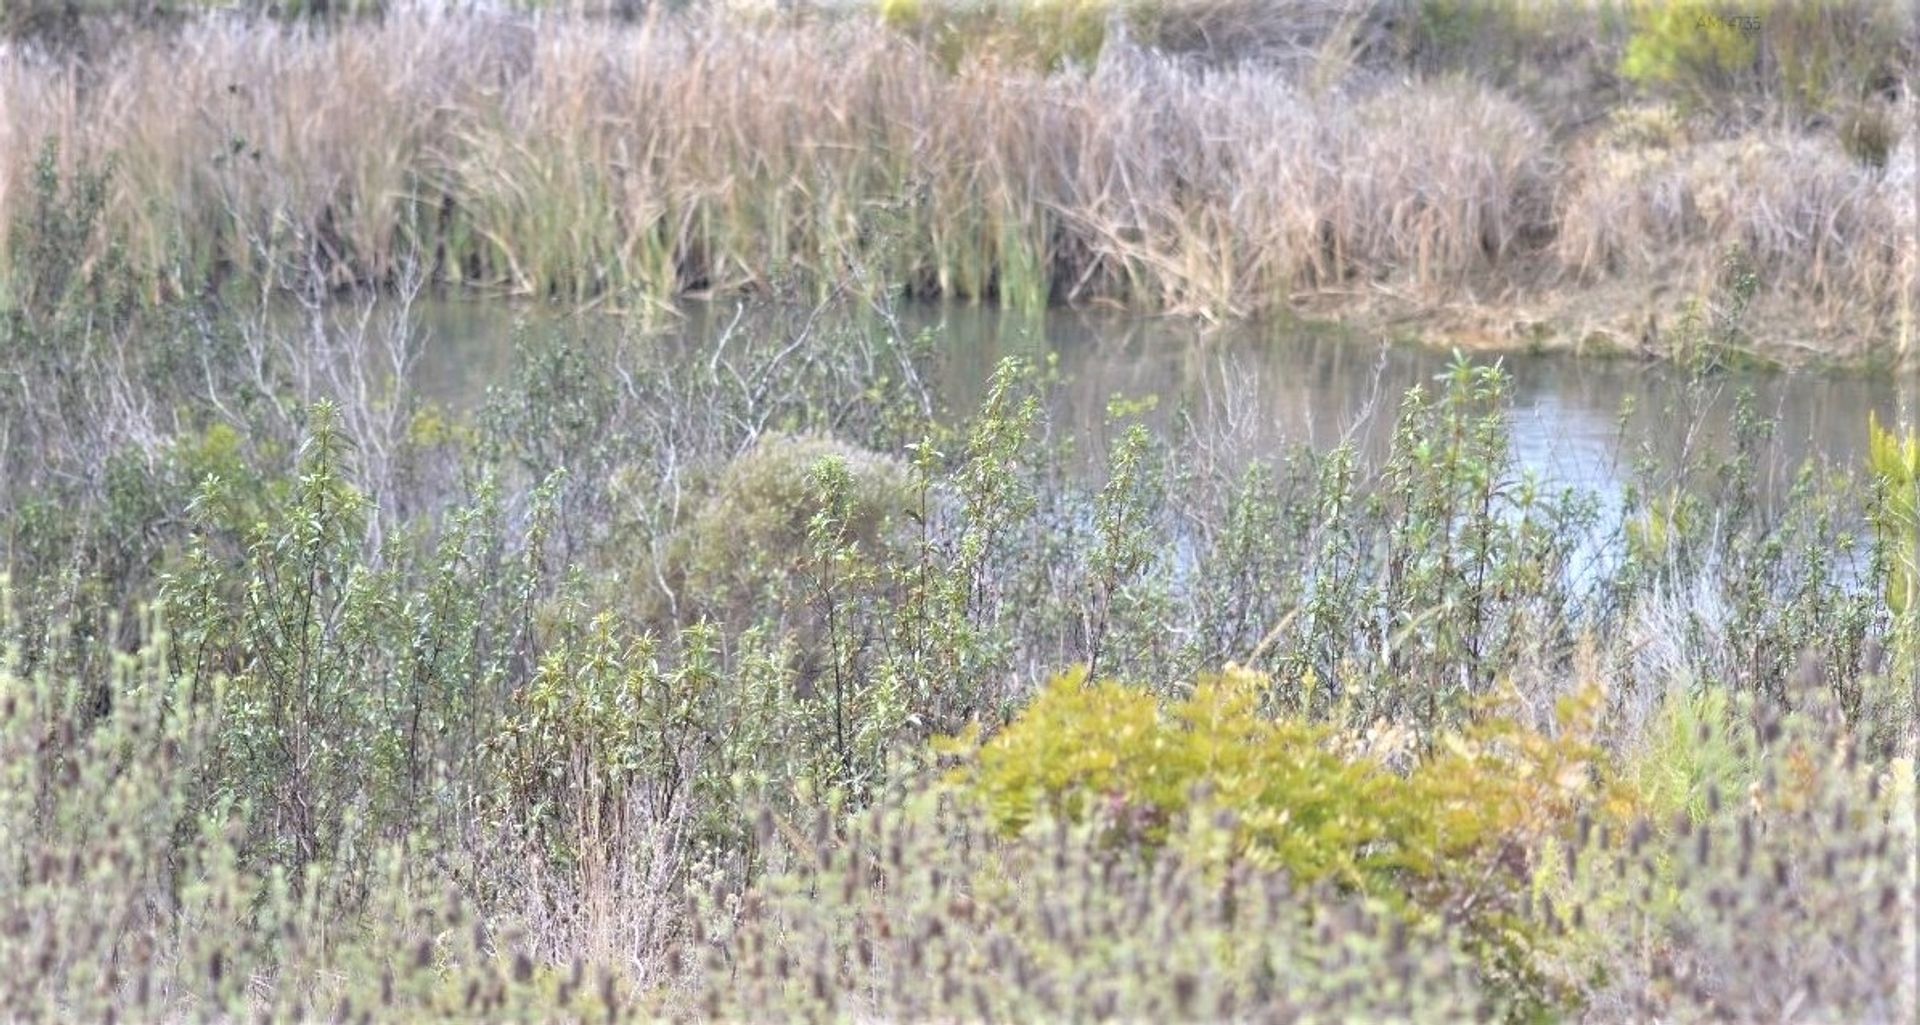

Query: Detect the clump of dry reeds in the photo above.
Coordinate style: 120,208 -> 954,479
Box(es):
1557,127 -> 1910,336
0,3 -> 1907,352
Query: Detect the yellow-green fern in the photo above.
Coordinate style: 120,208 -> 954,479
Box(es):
1868,413 -> 1918,680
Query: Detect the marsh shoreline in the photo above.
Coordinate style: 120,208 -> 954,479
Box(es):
3,3 -> 1912,366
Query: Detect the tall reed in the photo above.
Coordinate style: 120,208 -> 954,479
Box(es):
0,4 -> 1908,350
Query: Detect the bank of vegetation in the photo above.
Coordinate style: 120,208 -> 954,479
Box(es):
0,0 -> 1913,360
2,103 -> 1918,1017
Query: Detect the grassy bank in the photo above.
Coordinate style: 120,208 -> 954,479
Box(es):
0,0 -> 1913,360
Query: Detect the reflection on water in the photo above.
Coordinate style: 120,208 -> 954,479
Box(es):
409,299 -> 1911,511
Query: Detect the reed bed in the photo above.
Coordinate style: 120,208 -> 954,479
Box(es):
0,4 -> 1909,350
1559,128 -> 1914,334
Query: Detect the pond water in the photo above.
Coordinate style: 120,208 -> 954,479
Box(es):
406,299 -> 1914,510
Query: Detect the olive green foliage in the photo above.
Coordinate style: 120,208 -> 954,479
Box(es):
1869,413 -> 1919,616
1609,360 -> 1887,731
1621,0 -> 1911,116
0,632 -> 619,1022
1620,2 -> 1762,101
1401,0 -> 1571,78
2,142 -> 132,324
948,666 -> 1625,1013
1868,413 -> 1918,688
2,183 -> 1914,1020
1623,685 -> 1754,824
957,667 -> 1411,876
668,432 -> 914,618
1838,101 -> 1899,172
0,0 -> 169,45
1373,357 -> 1583,726
0,0 -> 388,51
879,0 -> 1111,73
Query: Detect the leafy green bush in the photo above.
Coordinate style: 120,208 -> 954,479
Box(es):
1621,0 -> 1911,117
665,432 -> 914,620
1869,413 -> 1918,618
955,667 -> 1405,882
2,143 -> 132,325
0,588 -> 603,1024
942,665 -> 1635,1015
1868,413 -> 1918,685
1620,2 -> 1762,105
1623,685 -> 1754,824
1402,0 -> 1572,76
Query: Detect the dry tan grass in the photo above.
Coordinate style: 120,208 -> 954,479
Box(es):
0,6 -> 1908,349
1559,129 -> 1909,321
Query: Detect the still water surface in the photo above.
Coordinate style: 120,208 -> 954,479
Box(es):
407,300 -> 1912,508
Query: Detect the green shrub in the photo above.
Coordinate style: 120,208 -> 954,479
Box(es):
664,432 -> 914,620
1623,685 -> 1755,825
1868,413 -> 1917,681
1621,0 -> 1912,117
879,0 -> 1111,73
2,143 -> 130,324
1403,0 -> 1571,75
943,665 -> 1632,1015
1620,2 -> 1762,105
955,666 -> 1404,883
